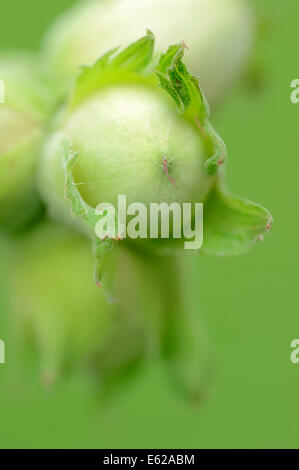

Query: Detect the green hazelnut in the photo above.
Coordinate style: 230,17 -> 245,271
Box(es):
38,34 -> 272,285
41,84 -> 214,218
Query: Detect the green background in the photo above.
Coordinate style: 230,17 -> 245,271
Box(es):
0,0 -> 298,448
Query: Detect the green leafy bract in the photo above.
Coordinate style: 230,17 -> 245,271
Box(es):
202,182 -> 273,256
62,138 -> 120,286
153,40 -> 272,254
153,41 -> 226,175
69,30 -> 155,110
